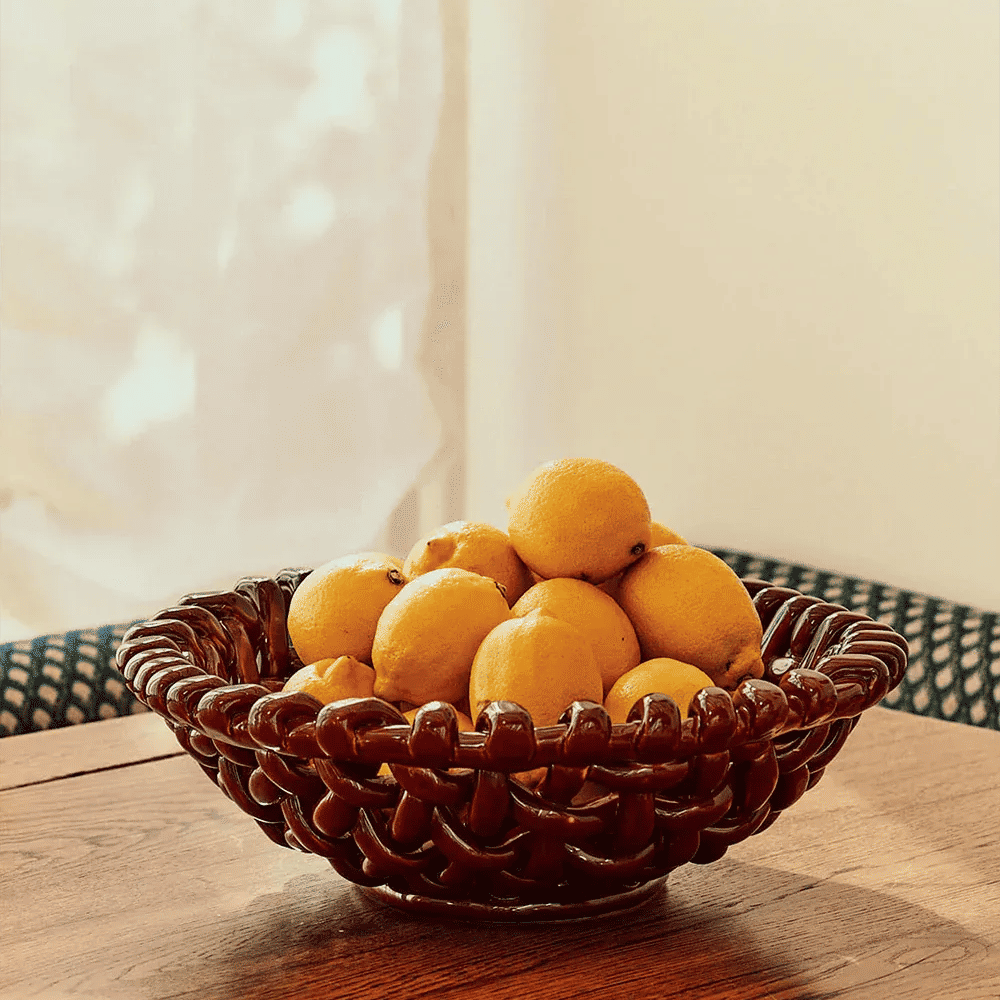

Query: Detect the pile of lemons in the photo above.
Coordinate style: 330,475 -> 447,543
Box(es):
283,458 -> 765,744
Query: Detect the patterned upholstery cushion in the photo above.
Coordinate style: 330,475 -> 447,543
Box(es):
710,549 -> 999,730
1,551 -> 998,736
1,622 -> 148,737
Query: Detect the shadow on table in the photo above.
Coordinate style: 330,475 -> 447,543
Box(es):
168,859 -> 992,1000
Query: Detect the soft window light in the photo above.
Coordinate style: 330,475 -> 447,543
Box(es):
284,183 -> 338,240
272,0 -> 305,40
102,325 -> 196,444
299,27 -> 371,132
370,306 -> 404,370
0,1 -> 447,639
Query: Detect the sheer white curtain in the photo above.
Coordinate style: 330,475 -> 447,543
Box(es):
0,0 -> 453,637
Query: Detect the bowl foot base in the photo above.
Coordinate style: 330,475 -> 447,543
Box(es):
356,877 -> 668,922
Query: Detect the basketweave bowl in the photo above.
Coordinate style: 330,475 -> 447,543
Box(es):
116,569 -> 908,921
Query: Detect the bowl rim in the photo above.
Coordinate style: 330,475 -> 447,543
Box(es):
116,574 -> 909,771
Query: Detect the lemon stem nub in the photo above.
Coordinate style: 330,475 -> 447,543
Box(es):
387,568 -> 405,586
630,542 -> 646,557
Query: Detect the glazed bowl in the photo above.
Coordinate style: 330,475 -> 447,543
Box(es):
116,570 -> 908,921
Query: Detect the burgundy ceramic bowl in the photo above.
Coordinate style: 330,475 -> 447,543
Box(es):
117,571 -> 907,921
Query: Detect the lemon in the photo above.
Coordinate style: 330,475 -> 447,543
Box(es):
512,577 -> 640,695
617,544 -> 764,687
282,655 -> 375,703
506,457 -> 652,584
604,657 -> 715,722
403,520 -> 534,607
372,567 -> 511,705
287,552 -> 407,665
469,609 -> 603,727
650,521 -> 688,547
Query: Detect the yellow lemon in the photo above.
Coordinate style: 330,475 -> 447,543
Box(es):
604,657 -> 715,723
282,655 -> 375,703
617,545 -> 764,688
403,520 -> 534,607
511,578 -> 640,695
287,552 -> 407,666
600,521 -> 688,602
403,704 -> 475,730
469,609 -> 603,727
650,521 -> 688,547
506,458 -> 652,584
372,567 -> 511,706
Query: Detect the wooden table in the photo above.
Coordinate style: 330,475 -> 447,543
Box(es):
2,708 -> 998,1000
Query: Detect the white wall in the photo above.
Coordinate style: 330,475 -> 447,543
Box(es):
468,1 -> 1000,610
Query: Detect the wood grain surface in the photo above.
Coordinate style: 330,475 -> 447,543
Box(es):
2,708 -> 998,1000
0,711 -> 180,791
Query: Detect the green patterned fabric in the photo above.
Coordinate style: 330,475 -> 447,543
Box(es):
0,622 -> 148,737
2,552 -> 998,736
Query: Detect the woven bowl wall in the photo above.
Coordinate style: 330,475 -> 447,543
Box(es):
116,571 -> 908,920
